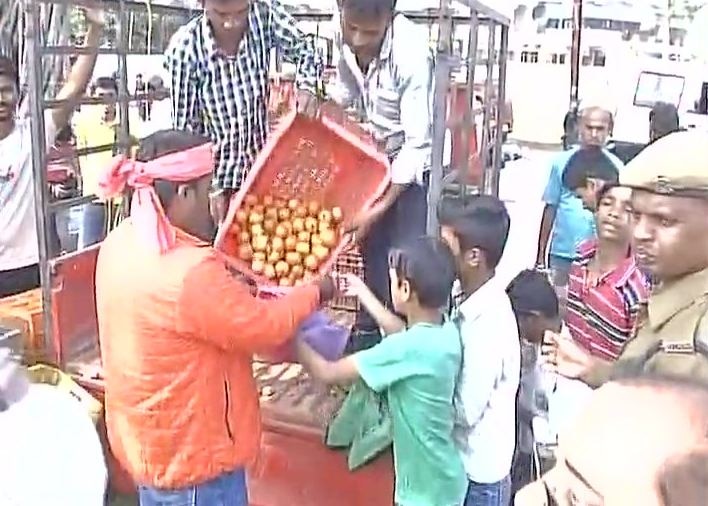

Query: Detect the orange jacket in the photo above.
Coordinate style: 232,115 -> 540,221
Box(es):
95,221 -> 320,488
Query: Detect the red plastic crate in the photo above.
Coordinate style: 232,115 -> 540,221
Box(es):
215,110 -> 390,286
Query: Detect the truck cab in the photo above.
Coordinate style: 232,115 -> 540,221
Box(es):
611,57 -> 708,163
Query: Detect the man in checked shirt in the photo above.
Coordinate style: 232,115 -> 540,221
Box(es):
165,0 -> 322,222
331,0 -> 434,351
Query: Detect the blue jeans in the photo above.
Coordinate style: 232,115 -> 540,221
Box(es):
353,180 -> 429,336
548,255 -> 572,287
138,468 -> 248,506
464,475 -> 511,506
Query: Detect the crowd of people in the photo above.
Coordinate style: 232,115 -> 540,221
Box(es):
1,0 -> 708,506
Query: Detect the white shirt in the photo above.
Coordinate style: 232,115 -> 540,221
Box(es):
0,112 -> 57,271
0,384 -> 107,505
517,340 -> 543,454
329,10 -> 433,185
454,276 -> 521,483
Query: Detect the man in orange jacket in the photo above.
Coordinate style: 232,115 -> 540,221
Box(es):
95,130 -> 335,505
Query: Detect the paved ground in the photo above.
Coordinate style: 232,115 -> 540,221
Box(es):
495,147 -> 556,287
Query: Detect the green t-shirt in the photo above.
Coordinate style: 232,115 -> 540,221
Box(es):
354,322 -> 467,506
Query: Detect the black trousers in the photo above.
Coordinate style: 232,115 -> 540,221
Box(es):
0,264 -> 40,298
353,179 -> 429,336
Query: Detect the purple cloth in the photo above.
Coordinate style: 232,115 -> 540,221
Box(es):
264,311 -> 350,364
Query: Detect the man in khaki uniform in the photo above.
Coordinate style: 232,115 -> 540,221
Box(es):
515,377 -> 708,505
547,131 -> 708,386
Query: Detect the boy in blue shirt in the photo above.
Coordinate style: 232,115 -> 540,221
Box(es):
296,236 -> 466,506
536,105 -> 623,286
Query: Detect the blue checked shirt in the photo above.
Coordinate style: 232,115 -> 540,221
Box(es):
165,0 -> 321,190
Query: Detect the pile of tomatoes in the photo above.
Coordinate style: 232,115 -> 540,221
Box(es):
230,194 -> 344,286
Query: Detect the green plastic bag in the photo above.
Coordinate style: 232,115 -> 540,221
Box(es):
325,379 -> 392,470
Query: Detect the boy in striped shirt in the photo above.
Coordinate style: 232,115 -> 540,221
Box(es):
563,155 -> 651,362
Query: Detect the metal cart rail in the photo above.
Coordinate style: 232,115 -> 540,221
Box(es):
428,0 -> 510,234
22,0 -> 204,364
20,0 -> 510,363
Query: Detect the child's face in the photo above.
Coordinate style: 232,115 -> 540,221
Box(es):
389,268 -> 411,314
574,178 -> 604,211
595,185 -> 633,243
519,313 -> 557,345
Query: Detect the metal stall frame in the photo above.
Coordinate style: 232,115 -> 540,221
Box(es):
25,0 -> 197,364
24,0 -> 335,364
25,0 -> 509,359
427,0 -> 510,235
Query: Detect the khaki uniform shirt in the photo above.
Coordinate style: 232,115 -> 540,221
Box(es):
586,267 -> 708,386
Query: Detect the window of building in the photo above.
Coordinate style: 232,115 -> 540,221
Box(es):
584,18 -> 610,30
588,47 -> 605,67
562,18 -> 573,29
521,51 -> 539,64
549,53 -> 567,65
592,50 -> 606,67
546,18 -> 560,29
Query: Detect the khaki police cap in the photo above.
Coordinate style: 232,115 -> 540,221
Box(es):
620,130 -> 708,198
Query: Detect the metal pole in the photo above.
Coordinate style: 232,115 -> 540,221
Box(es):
427,0 -> 453,237
488,24 -> 509,198
570,0 -> 583,106
116,0 -> 131,155
479,21 -> 496,193
563,0 -> 583,148
457,8 -> 479,196
26,0 -> 56,362
466,10 -> 479,114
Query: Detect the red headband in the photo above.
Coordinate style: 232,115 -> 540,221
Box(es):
98,143 -> 214,253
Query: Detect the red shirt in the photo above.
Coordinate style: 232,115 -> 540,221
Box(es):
566,240 -> 650,361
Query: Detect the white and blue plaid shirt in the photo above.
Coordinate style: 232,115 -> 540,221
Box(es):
165,0 -> 321,190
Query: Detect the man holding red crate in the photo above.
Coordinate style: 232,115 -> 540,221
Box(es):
329,0 -> 434,350
165,0 -> 323,225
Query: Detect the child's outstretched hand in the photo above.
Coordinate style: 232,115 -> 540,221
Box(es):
338,273 -> 368,298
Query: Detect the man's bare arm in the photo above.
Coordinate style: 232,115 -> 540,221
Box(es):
52,8 -> 104,131
356,284 -> 405,336
536,204 -> 556,267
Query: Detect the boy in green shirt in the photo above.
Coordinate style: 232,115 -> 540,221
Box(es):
296,236 -> 466,506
